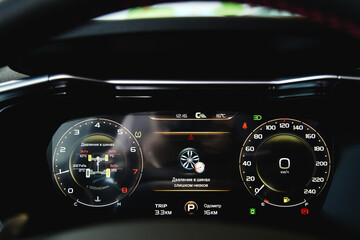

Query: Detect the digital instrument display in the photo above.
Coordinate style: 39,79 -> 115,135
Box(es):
239,118 -> 330,208
53,118 -> 143,207
48,112 -> 331,216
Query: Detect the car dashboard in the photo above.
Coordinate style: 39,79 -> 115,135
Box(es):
1,73 -> 360,239
1,12 -> 360,239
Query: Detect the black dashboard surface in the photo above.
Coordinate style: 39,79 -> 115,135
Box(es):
1,15 -> 360,239
10,17 -> 360,79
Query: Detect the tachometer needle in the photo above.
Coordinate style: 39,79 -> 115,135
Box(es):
56,170 -> 69,175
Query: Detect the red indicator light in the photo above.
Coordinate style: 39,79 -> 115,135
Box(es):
242,122 -> 248,130
188,134 -> 195,141
301,208 -> 309,215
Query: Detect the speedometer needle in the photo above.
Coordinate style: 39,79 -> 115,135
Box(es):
255,184 -> 265,195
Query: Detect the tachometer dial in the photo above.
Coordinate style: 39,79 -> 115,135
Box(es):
52,118 -> 143,207
239,118 -> 330,207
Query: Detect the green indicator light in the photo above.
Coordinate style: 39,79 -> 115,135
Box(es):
253,115 -> 262,121
249,208 -> 256,215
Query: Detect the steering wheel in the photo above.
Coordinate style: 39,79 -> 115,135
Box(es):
0,0 -> 359,68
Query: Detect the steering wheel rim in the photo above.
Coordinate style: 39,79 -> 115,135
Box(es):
0,0 -> 359,68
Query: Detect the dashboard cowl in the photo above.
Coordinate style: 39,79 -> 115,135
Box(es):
0,74 -> 344,106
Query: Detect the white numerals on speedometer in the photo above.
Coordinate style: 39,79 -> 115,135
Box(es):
240,118 -> 330,207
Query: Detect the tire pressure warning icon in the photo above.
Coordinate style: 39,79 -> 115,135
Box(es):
194,162 -> 205,174
179,148 -> 205,173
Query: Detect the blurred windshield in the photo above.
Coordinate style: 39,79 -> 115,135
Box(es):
96,1 -> 299,20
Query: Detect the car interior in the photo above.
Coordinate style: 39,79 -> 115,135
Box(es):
1,0 -> 360,239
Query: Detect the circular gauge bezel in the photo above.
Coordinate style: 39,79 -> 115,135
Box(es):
239,118 -> 331,207
52,118 -> 143,207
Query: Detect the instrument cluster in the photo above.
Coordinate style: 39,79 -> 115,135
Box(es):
48,111 -> 332,217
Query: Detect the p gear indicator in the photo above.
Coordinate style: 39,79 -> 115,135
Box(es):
184,201 -> 198,215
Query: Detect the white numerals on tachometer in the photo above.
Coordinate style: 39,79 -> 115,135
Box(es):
52,118 -> 143,207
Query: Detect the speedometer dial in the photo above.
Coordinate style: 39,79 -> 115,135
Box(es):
52,118 -> 143,207
239,118 -> 330,207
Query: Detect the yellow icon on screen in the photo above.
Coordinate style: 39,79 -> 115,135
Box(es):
283,197 -> 290,203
